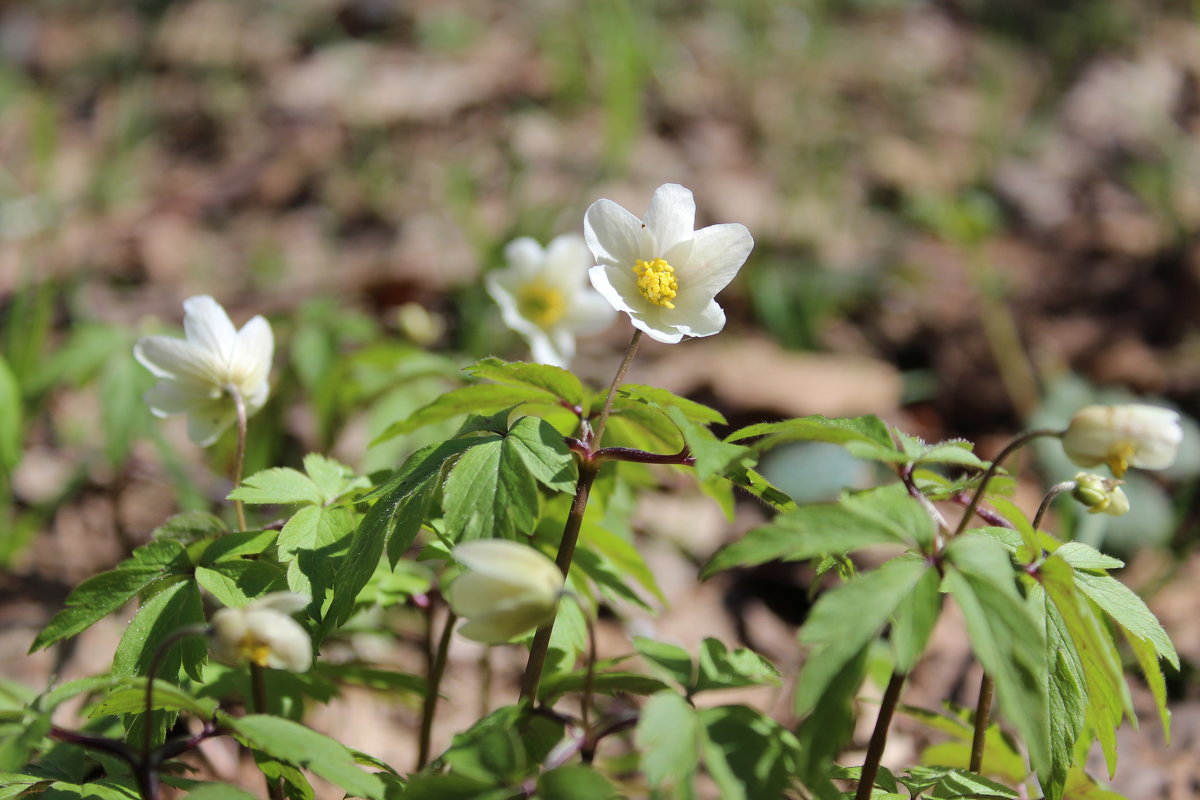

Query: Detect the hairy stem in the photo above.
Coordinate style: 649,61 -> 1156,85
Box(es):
855,671 -> 906,800
969,673 -> 995,773
417,610 -> 457,770
227,384 -> 249,532
952,429 -> 1061,538
590,329 -> 642,447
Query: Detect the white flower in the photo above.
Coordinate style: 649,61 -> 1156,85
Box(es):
486,235 -> 616,368
133,295 -> 274,446
446,540 -> 564,645
1061,404 -> 1183,477
210,592 -> 312,672
584,183 -> 754,344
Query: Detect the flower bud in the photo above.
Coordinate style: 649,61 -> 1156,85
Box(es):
1061,404 -> 1182,477
210,592 -> 312,672
447,540 -> 564,644
1071,473 -> 1129,517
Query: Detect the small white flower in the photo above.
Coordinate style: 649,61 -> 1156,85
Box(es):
446,540 -> 564,645
1061,404 -> 1183,477
133,295 -> 273,446
210,592 -> 312,672
584,183 -> 754,344
486,235 -> 616,368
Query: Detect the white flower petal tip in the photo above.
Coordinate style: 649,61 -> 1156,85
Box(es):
210,592 -> 313,672
133,295 -> 275,446
584,183 -> 753,344
446,540 -> 564,645
487,234 -> 616,368
1061,404 -> 1183,477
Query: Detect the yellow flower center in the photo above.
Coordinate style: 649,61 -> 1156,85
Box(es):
517,282 -> 567,328
633,258 -> 678,308
237,632 -> 272,667
1105,441 -> 1136,478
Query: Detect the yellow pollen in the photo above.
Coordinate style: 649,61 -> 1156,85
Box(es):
237,633 -> 272,667
633,258 -> 678,308
1105,441 -> 1136,478
517,282 -> 567,328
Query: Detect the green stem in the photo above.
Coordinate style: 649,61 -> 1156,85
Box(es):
951,429 -> 1061,539
250,664 -> 284,800
969,673 -> 995,774
590,329 -> 642,447
856,671 -> 906,800
580,600 -> 596,735
1034,481 -> 1077,530
417,610 -> 457,770
227,384 -> 249,532
519,464 -> 599,702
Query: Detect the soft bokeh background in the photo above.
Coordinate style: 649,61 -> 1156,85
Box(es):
3,0 -> 1200,794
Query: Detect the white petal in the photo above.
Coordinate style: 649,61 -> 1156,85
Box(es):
232,315 -> 274,394
144,380 -> 212,417
628,312 -> 686,344
246,609 -> 312,672
565,289 -> 617,335
528,328 -> 573,369
187,400 -> 236,447
503,237 -> 546,280
209,609 -> 248,663
683,223 -> 754,297
588,265 -> 641,315
182,296 -> 238,370
645,183 -> 696,254
584,199 -> 644,268
542,233 -> 592,289
134,336 -> 225,386
448,572 -> 530,618
672,298 -> 726,339
254,591 -> 310,615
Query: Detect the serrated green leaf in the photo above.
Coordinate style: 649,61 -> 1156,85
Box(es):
30,540 -> 191,652
794,642 -> 869,782
903,766 -> 1017,799
506,416 -> 577,492
466,358 -> 586,412
194,561 -> 288,608
943,535 -> 1049,776
152,511 -> 227,543
316,664 -> 425,698
636,692 -> 702,790
112,579 -> 207,682
1052,543 -> 1124,572
374,384 -> 553,443
633,638 -> 694,691
399,774 -> 509,800
578,521 -> 665,605
536,765 -> 620,800
1033,584 -> 1087,800
537,671 -> 668,703
442,437 -> 538,542
667,406 -> 750,482
617,384 -> 726,426
728,414 -> 894,453
700,705 -> 801,800
891,565 -> 941,672
914,440 -> 986,469
0,355 -> 22,472
21,781 -> 139,800
795,557 -> 930,716
702,485 -> 928,579
1126,631 -> 1171,742
184,784 -> 260,800
302,454 -> 368,504
694,638 -> 780,694
1074,572 -> 1178,669
278,505 -> 356,561
229,715 -> 384,799
229,468 -> 324,506
89,680 -> 218,719
605,401 -> 683,451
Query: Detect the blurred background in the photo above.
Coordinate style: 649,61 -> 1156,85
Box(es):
2,0 -> 1200,793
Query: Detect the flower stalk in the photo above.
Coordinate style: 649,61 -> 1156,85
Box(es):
856,671 -> 906,800
417,610 -> 457,770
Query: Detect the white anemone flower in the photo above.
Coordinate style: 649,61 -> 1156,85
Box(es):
446,540 -> 564,645
210,592 -> 312,672
1061,404 -> 1183,477
584,183 -> 754,344
486,235 -> 616,368
133,295 -> 273,446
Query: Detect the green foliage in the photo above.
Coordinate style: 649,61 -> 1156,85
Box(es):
229,715 -> 385,799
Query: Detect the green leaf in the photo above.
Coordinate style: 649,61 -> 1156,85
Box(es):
1074,572 -> 1178,669
112,579 -> 207,682
901,766 -> 1017,799
537,671 -> 668,703
1033,584 -> 1087,800
184,784 -> 261,800
18,781 -> 139,800
943,535 -> 1049,776
700,705 -> 802,800
229,715 -> 384,799
636,692 -> 702,790
152,511 -> 227,544
693,638 -> 780,694
198,530 -> 279,565
667,407 -> 750,482
506,416 -> 578,492
912,440 -> 986,469
727,414 -> 894,454
578,521 -> 665,605
90,680 -> 218,719
1126,631 -> 1171,742
0,355 -> 21,472
891,565 -> 942,672
316,664 -> 425,698
374,384 -> 553,443
100,354 -> 147,467
442,437 -> 538,542
794,643 -> 869,782
536,766 -> 620,800
605,400 -> 683,451
466,357 -> 587,412
302,454 -> 369,504
1052,543 -> 1124,572
439,706 -> 562,785
400,774 -> 511,800
633,638 -> 694,691
30,541 -> 191,652
795,557 -> 930,716
617,384 -> 726,425
278,505 -> 356,561
194,561 -> 288,608
703,485 -> 929,579
229,468 -> 324,506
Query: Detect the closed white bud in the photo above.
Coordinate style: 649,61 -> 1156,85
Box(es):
210,592 -> 312,672
1061,404 -> 1182,478
446,540 -> 564,645
1071,473 -> 1130,517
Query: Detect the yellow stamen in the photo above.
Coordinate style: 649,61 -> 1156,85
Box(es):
1105,441 -> 1136,478
517,282 -> 567,328
633,258 -> 678,308
237,633 -> 272,667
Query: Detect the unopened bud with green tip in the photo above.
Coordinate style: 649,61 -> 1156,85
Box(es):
1072,473 -> 1130,517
